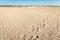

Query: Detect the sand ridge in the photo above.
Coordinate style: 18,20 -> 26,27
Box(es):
0,6 -> 60,40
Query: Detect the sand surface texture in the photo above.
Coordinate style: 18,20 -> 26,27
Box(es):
0,6 -> 60,40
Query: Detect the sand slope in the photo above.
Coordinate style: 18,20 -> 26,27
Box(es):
0,6 -> 60,40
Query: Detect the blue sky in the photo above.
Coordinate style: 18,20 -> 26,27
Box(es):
0,0 -> 60,5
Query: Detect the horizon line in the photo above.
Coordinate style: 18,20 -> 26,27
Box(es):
0,5 -> 60,7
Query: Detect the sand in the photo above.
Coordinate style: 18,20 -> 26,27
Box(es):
0,6 -> 60,40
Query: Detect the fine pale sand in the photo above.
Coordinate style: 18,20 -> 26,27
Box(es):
0,6 -> 60,40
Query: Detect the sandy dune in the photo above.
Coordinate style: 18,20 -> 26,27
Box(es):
0,6 -> 60,40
